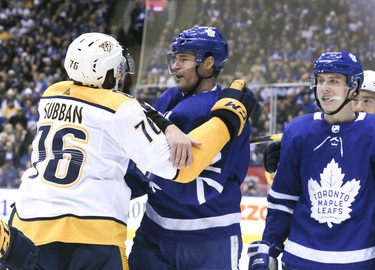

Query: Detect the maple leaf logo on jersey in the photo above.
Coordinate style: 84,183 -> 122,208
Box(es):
99,41 -> 113,52
308,159 -> 360,228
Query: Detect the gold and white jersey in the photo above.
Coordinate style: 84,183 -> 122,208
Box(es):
14,81 -> 176,248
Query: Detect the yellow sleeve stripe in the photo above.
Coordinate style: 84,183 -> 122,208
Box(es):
175,117 -> 230,183
43,81 -> 135,111
211,98 -> 247,135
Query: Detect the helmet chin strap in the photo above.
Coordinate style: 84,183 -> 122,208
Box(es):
182,65 -> 216,96
316,89 -> 359,115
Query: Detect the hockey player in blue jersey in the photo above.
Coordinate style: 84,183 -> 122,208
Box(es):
263,69 -> 375,180
127,26 -> 254,269
248,51 -> 375,270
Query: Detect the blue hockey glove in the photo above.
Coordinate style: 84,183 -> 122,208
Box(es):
248,241 -> 278,270
211,79 -> 257,141
0,219 -> 39,270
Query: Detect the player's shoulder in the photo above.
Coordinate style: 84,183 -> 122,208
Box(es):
43,81 -> 137,111
286,112 -> 316,128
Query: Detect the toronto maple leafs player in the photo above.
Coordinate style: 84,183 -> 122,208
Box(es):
263,69 -> 375,180
248,51 -> 375,270
127,26 -> 253,269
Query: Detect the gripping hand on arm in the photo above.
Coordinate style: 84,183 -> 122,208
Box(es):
140,100 -> 200,168
175,79 -> 257,183
0,219 -> 39,270
248,241 -> 281,270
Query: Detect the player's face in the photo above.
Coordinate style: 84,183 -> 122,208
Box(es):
316,73 -> 350,112
351,90 -> 375,114
170,51 -> 199,91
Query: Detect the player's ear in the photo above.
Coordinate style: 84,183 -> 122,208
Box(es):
203,55 -> 215,70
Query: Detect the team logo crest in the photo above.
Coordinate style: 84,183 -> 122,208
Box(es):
331,125 -> 340,133
99,41 -> 113,52
205,27 -> 215,37
308,159 -> 360,228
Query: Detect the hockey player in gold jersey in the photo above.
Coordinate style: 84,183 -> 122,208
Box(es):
7,32 -> 256,270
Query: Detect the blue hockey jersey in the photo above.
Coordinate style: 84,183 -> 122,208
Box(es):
264,112 -> 375,270
127,85 -> 251,241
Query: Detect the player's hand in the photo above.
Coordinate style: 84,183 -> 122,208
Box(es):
211,79 -> 257,140
263,141 -> 281,173
0,219 -> 39,270
248,241 -> 278,270
165,125 -> 201,168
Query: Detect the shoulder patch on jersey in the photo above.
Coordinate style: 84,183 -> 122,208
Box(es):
43,81 -> 136,111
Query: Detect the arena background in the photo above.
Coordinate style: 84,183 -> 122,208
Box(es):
1,0 -> 375,269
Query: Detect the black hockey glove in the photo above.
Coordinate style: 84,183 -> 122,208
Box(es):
211,80 -> 257,141
139,101 -> 173,132
0,219 -> 39,270
263,141 -> 281,173
248,241 -> 281,270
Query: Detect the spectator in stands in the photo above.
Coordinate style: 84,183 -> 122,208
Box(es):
2,159 -> 18,188
241,178 -> 265,196
0,141 -> 19,167
127,0 -> 145,45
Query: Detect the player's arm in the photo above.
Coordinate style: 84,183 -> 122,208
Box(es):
0,219 -> 39,270
139,100 -> 200,168
175,80 -> 256,183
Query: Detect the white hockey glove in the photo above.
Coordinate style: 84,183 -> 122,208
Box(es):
248,241 -> 279,270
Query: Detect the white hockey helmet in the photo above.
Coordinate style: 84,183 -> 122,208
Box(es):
64,32 -> 134,90
361,70 -> 375,92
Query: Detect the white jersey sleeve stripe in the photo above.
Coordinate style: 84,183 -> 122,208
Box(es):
285,240 -> 375,264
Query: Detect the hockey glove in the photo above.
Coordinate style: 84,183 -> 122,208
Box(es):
211,80 -> 257,141
248,241 -> 279,270
139,100 -> 173,132
0,219 -> 39,270
263,141 -> 281,173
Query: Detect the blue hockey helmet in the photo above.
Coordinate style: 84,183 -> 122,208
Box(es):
311,51 -> 364,90
311,51 -> 364,115
170,26 -> 228,72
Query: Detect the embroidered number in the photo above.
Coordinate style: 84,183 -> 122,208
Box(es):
30,123 -> 88,186
134,118 -> 161,143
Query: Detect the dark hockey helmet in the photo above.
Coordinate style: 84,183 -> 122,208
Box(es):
169,26 -> 228,72
310,51 -> 363,91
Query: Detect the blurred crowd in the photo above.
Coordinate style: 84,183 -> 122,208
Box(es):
1,0 -> 374,193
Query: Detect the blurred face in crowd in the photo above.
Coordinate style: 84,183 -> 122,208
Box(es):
316,73 -> 356,114
351,89 -> 375,114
